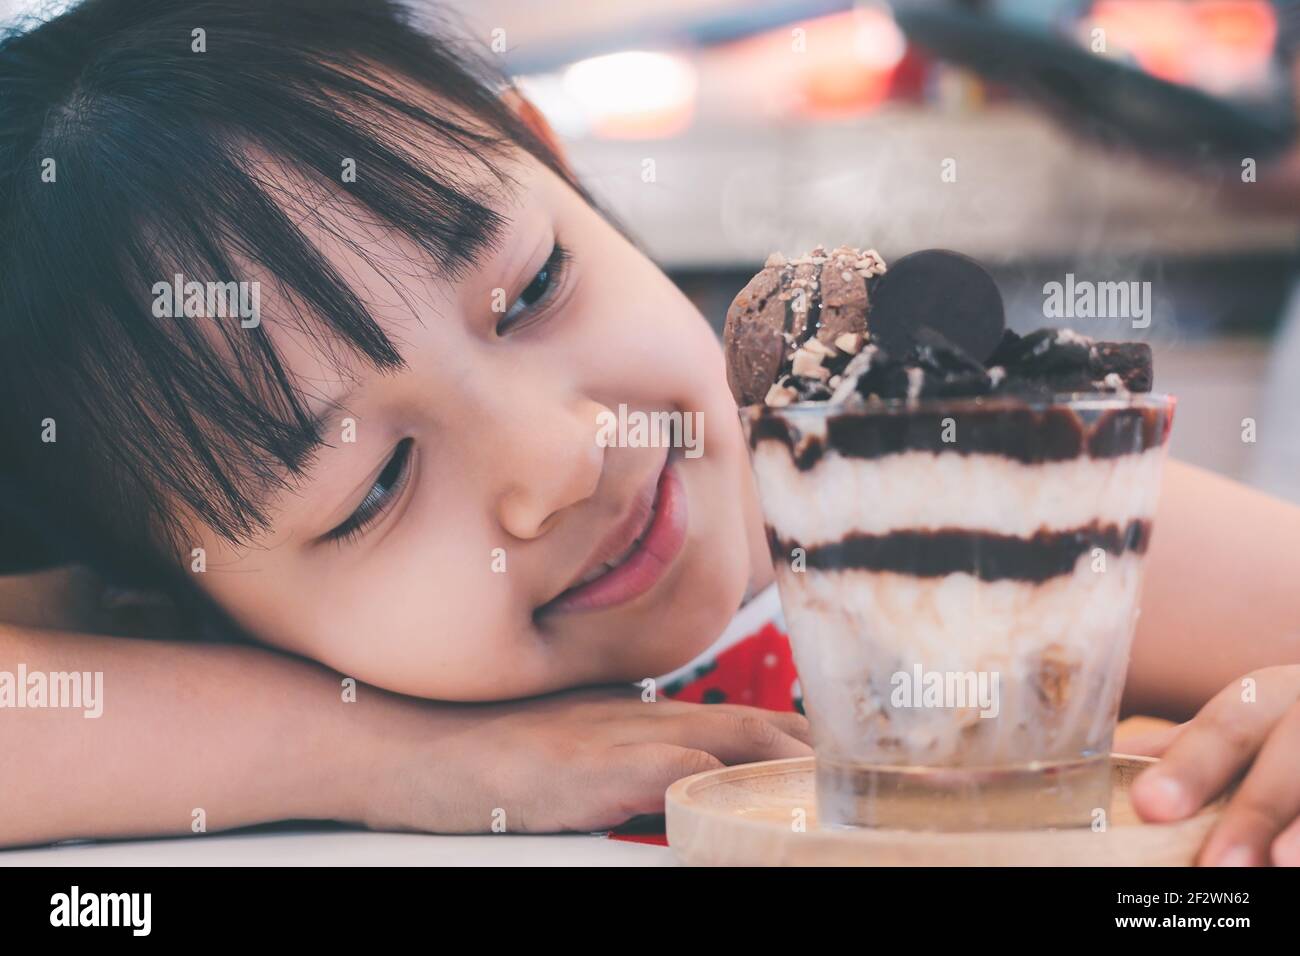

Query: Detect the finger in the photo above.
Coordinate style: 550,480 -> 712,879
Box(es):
598,744 -> 725,824
644,699 -> 814,746
1130,679 -> 1287,823
646,710 -> 813,764
1196,701 -> 1300,866
1115,720 -> 1187,757
1271,815 -> 1300,867
704,704 -> 814,746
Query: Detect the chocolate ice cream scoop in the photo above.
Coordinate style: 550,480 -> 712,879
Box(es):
724,245 -> 884,406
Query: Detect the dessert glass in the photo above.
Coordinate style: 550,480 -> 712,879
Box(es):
741,392 -> 1176,830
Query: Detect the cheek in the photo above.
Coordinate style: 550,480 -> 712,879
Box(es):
297,541 -> 551,700
207,517 -> 553,701
611,279 -> 745,469
575,251 -> 729,406
202,530 -> 574,700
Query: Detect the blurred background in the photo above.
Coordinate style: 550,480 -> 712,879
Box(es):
4,0 -> 1298,503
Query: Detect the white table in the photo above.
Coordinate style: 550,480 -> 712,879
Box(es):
0,828 -> 678,866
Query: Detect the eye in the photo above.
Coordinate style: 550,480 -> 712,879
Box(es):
496,241 -> 571,336
325,438 -> 414,544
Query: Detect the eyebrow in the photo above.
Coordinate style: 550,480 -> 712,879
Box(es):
229,404 -> 353,538
305,393 -> 358,448
422,194 -> 513,281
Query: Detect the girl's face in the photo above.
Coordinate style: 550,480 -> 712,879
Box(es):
190,143 -> 771,700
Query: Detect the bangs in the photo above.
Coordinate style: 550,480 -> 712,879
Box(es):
0,0 -> 582,585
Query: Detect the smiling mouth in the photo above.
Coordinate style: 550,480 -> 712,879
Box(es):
538,454 -> 690,616
572,498 -> 659,587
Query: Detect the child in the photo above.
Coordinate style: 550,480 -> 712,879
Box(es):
0,0 -> 1297,865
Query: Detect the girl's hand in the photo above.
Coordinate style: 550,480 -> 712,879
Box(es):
350,684 -> 812,835
1126,665 -> 1300,866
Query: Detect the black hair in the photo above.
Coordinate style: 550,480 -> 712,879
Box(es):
0,0 -> 595,598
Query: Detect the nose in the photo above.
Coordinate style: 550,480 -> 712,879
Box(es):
494,396 -> 609,540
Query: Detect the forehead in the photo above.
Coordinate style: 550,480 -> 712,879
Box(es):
229,139 -> 535,415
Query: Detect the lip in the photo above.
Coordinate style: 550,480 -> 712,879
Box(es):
539,457 -> 689,616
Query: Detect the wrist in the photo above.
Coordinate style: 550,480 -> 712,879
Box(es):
321,681 -> 454,830
248,653 -> 376,826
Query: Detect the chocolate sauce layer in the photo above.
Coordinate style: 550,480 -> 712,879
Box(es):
748,401 -> 1173,469
769,519 -> 1151,584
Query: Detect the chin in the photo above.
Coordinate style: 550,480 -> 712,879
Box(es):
646,536 -> 750,678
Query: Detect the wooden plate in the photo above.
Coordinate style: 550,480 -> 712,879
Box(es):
665,755 -> 1225,866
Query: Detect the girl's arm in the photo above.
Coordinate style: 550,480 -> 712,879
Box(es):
0,566 -> 123,634
1124,458 -> 1300,721
0,621 -> 811,848
0,621 -> 366,847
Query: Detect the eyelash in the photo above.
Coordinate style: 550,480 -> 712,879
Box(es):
496,241 -> 571,336
325,438 -> 415,545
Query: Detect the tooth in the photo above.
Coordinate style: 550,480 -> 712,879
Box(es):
576,500 -> 660,588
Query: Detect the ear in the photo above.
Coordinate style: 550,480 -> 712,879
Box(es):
500,85 -> 573,175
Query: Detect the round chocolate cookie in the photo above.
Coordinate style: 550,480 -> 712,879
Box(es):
868,249 -> 1004,364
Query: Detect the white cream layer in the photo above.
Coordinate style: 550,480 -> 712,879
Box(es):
752,444 -> 1165,541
